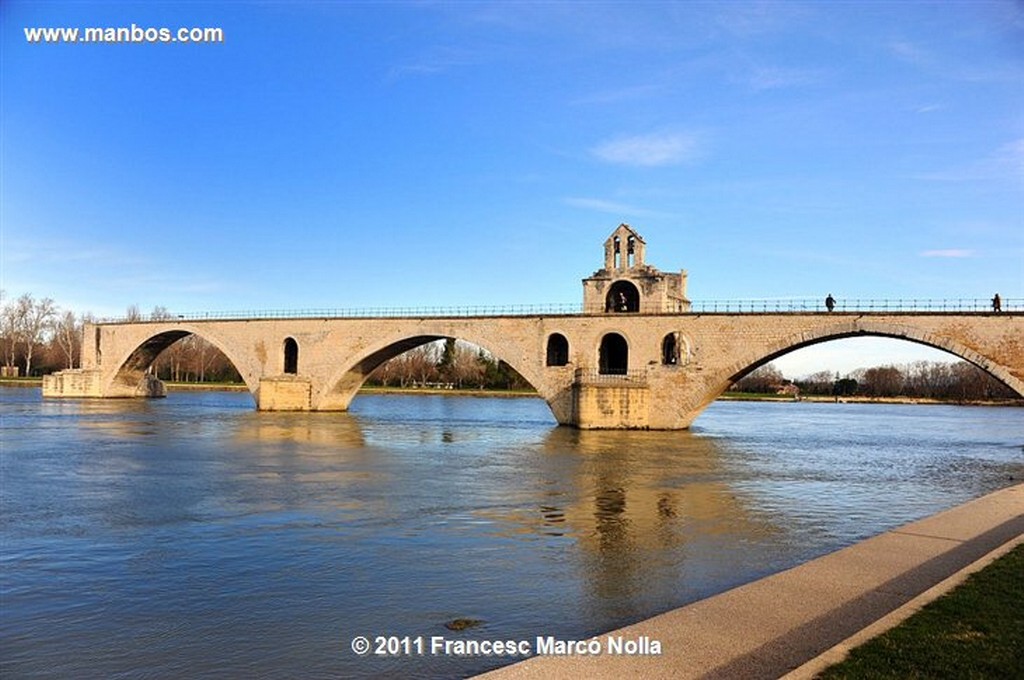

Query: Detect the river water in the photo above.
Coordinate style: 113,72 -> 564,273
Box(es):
1,386 -> 1022,678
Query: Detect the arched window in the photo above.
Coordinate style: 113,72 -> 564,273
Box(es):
605,280 -> 640,313
546,333 -> 569,367
283,337 -> 299,375
662,333 -> 678,365
599,333 -> 629,375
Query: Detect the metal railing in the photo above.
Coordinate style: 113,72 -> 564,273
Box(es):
97,298 -> 1021,323
574,368 -> 648,385
689,297 -> 1021,313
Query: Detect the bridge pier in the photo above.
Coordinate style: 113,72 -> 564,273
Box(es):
42,368 -> 166,399
570,373 -> 652,429
258,376 -> 313,411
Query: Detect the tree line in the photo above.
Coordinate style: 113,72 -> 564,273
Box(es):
0,294 -> 240,383
733,361 -> 1018,402
367,338 -> 531,391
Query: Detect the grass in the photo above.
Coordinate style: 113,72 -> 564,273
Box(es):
817,543 -> 1024,679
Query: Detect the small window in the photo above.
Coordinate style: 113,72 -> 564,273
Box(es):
546,333 -> 569,366
662,333 -> 678,365
284,337 -> 299,374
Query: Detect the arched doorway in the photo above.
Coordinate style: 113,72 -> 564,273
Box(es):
546,333 -> 569,366
599,333 -> 629,375
605,281 -> 640,313
284,338 -> 299,374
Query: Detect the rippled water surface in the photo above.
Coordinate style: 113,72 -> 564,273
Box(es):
2,387 -> 1022,678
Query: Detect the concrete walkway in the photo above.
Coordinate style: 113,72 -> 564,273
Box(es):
478,483 -> 1024,680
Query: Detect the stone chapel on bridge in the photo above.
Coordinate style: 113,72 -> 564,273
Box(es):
581,224 -> 691,314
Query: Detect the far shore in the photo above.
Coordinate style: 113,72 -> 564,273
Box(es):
3,378 -> 1020,407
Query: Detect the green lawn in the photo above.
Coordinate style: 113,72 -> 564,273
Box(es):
818,543 -> 1024,679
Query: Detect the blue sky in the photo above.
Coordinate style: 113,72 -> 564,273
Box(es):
2,1 -> 1022,377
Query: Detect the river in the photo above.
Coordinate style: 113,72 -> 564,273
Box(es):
1,387 -> 1021,678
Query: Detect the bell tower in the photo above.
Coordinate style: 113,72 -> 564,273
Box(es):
583,224 -> 690,313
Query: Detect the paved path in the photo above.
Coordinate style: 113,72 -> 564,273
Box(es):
478,483 -> 1024,680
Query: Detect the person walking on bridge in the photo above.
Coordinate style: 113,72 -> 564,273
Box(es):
992,293 -> 1001,312
825,294 -> 836,312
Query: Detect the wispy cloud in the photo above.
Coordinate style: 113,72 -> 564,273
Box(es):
745,65 -> 826,91
916,138 -> 1024,183
889,40 -> 932,66
591,132 -> 702,167
563,196 -> 668,218
570,83 -> 663,106
920,249 -> 976,258
4,238 -> 147,267
387,46 -> 482,79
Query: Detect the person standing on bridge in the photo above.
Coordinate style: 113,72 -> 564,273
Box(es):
992,293 -> 1001,312
825,294 -> 836,312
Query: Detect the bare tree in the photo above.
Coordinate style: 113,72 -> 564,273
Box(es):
150,306 -> 173,321
860,365 -> 904,397
125,304 -> 142,322
54,309 -> 80,369
799,370 -> 835,396
16,294 -> 57,377
1,291 -> 18,372
733,363 -> 784,393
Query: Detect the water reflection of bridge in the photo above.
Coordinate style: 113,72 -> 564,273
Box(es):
473,426 -> 785,625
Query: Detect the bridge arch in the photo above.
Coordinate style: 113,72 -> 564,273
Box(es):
106,325 -> 260,399
715,319 -> 1024,403
316,329 -> 548,413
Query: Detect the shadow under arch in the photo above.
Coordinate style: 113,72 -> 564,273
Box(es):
107,325 -> 258,403
715,320 -> 1024,403
317,332 -> 548,414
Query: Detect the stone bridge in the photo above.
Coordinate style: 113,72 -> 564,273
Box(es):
43,225 -> 1024,429
42,310 -> 1023,429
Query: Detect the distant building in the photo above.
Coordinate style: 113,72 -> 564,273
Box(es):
582,224 -> 691,314
776,383 -> 800,398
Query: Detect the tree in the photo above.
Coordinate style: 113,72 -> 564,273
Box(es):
798,370 -> 835,396
54,309 -> 80,369
833,377 -> 858,397
16,294 -> 57,377
861,365 -> 904,397
733,363 -> 784,393
436,338 -> 457,384
125,304 -> 142,322
1,291 -> 18,372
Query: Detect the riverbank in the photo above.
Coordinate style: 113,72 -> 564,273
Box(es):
4,378 -> 1020,406
719,391 -> 1023,407
479,483 -> 1024,679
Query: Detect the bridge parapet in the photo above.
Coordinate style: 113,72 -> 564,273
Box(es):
90,298 -> 1022,323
